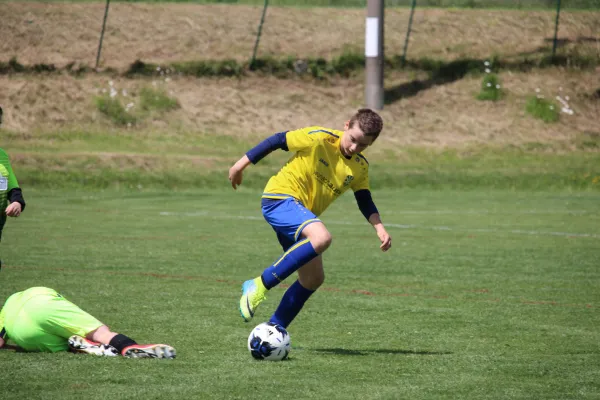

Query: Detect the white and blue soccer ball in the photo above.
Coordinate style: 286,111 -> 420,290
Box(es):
247,322 -> 291,361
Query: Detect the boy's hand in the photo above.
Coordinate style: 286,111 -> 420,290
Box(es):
368,215 -> 392,252
5,202 -> 22,217
376,228 -> 392,252
228,165 -> 244,189
228,155 -> 252,190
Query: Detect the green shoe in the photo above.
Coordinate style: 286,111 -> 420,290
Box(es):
239,277 -> 267,322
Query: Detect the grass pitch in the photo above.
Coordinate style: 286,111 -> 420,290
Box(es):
0,188 -> 598,399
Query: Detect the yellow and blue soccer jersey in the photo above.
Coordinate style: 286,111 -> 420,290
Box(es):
262,126 -> 370,216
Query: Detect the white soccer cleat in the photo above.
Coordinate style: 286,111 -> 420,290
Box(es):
68,335 -> 119,357
122,344 -> 176,359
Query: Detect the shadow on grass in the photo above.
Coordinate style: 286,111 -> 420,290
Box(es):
311,347 -> 452,356
542,35 -> 599,46
516,36 -> 600,57
384,58 -> 480,104
383,49 -> 599,105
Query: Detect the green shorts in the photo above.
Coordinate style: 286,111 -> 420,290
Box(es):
2,287 -> 103,352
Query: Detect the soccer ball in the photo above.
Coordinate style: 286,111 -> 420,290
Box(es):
247,322 -> 291,361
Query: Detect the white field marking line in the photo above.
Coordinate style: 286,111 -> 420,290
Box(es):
384,210 -> 591,215
159,212 -> 600,239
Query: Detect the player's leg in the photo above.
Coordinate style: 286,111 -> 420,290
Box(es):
87,324 -> 117,344
260,220 -> 330,286
29,290 -> 170,358
269,255 -> 323,328
26,290 -> 118,355
259,202 -> 330,290
297,252 -> 325,290
65,311 -> 176,359
240,198 -> 324,322
94,325 -> 176,359
69,326 -> 176,359
70,325 -> 176,359
297,221 -> 332,255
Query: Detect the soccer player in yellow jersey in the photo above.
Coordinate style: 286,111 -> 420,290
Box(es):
229,108 -> 392,328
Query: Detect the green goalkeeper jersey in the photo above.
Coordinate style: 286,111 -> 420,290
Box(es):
0,148 -> 20,234
0,287 -> 103,352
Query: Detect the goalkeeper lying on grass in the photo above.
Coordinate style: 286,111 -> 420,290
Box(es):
0,287 -> 175,359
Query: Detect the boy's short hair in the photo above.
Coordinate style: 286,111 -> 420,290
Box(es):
349,108 -> 383,141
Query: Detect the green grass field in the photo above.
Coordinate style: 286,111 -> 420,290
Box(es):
1,187 -> 598,399
4,128 -> 600,191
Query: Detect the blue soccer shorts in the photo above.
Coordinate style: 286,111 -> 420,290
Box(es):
261,197 -> 321,251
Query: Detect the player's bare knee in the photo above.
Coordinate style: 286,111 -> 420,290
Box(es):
310,231 -> 332,253
302,223 -> 332,253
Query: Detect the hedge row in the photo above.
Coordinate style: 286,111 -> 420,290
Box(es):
1,52 -> 598,80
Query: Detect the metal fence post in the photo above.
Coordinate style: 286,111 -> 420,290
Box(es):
96,0 -> 111,70
551,0 -> 562,59
250,0 -> 269,70
401,0 -> 417,67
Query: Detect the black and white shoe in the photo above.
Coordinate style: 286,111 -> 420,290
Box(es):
122,344 -> 176,359
68,335 -> 119,357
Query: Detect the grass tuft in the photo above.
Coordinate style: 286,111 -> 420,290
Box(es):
95,95 -> 137,126
525,95 -> 560,123
139,87 -> 180,112
476,73 -> 503,101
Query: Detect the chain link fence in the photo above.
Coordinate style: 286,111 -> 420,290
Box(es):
123,0 -> 599,8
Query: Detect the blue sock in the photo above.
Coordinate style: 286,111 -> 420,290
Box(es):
269,280 -> 315,328
261,239 -> 318,289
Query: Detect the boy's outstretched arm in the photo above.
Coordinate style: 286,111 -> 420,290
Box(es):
368,213 -> 392,252
354,189 -> 392,252
228,131 -> 288,190
228,155 -> 252,190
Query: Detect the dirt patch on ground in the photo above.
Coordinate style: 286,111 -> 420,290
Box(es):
1,68 -> 598,148
1,3 -> 598,69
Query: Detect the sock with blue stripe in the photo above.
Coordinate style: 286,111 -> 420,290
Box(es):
269,280 -> 315,328
261,238 -> 318,289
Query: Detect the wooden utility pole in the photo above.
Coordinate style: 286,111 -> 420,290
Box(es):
365,0 -> 384,110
